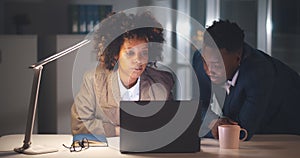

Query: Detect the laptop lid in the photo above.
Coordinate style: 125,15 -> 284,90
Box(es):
120,100 -> 202,153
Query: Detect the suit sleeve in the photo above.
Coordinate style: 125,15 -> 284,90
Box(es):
71,71 -> 115,136
234,60 -> 275,140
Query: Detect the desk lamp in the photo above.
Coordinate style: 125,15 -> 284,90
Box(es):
14,39 -> 90,154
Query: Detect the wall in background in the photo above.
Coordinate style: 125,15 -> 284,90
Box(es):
0,0 -> 138,35
0,35 -> 38,136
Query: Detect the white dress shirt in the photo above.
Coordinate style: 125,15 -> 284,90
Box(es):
117,70 -> 140,101
210,70 -> 240,116
224,70 -> 239,95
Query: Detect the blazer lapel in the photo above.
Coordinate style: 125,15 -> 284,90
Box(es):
140,74 -> 153,100
223,86 -> 235,115
108,70 -> 121,107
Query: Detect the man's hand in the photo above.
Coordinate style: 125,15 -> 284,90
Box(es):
209,117 -> 238,139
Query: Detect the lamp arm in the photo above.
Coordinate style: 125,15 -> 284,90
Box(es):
14,39 -> 90,154
14,66 -> 43,153
30,39 -> 90,68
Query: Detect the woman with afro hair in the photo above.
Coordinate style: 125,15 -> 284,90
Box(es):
71,11 -> 174,137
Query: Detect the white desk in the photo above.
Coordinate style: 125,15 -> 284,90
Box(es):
0,134 -> 299,158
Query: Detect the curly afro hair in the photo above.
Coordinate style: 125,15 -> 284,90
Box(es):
93,11 -> 165,70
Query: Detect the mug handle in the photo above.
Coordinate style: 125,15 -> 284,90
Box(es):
240,128 -> 248,141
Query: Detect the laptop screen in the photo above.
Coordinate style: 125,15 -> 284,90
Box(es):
120,100 -> 202,153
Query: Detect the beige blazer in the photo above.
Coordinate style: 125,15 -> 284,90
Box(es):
71,65 -> 174,136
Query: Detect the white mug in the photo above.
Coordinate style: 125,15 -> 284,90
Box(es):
218,125 -> 248,149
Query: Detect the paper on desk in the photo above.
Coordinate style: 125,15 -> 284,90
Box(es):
107,137 -> 120,151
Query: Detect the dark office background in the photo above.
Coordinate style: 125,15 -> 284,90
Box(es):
0,0 -> 299,135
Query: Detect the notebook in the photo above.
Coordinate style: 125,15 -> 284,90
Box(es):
73,134 -> 108,147
120,100 -> 202,153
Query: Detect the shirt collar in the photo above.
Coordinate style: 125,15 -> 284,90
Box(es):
117,70 -> 140,100
227,70 -> 239,87
223,70 -> 239,95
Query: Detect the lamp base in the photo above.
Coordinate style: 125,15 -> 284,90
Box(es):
14,145 -> 58,155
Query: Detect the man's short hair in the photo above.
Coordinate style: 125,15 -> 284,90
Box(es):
204,20 -> 245,52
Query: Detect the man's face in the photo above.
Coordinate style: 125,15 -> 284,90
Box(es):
202,45 -> 241,85
202,45 -> 227,84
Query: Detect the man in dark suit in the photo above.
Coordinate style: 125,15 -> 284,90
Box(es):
193,20 -> 300,140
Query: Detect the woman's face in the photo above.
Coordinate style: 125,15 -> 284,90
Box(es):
118,37 -> 149,86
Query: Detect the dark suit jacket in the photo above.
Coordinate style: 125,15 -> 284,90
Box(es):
193,43 -> 300,140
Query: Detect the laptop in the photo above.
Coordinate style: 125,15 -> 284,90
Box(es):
120,100 -> 202,153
